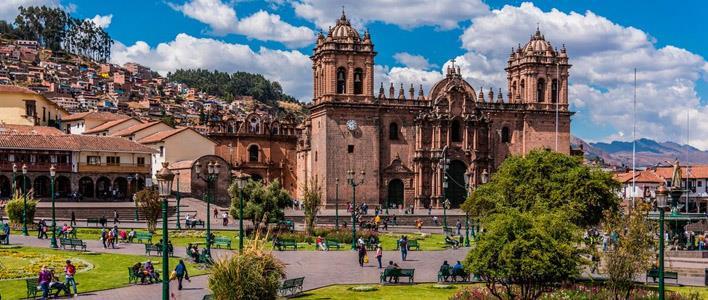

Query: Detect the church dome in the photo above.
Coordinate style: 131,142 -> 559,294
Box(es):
329,11 -> 360,40
523,28 -> 553,53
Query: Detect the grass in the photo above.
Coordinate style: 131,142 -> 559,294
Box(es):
0,246 -> 208,300
295,283 -> 468,299
272,232 -> 452,252
665,286 -> 708,299
27,228 -> 237,247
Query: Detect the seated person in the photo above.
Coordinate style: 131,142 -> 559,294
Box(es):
384,261 -> 400,283
144,261 -> 159,283
445,235 -> 460,248
451,261 -> 465,281
132,262 -> 147,284
439,260 -> 451,281
61,224 -> 69,237
368,235 -> 379,246
119,230 -> 128,241
189,244 -> 200,261
127,229 -> 136,243
49,270 -> 71,297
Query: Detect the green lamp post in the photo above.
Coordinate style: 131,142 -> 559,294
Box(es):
347,170 -> 365,250
175,172 -> 181,230
50,165 -> 58,248
655,183 -> 668,300
195,160 -> 219,259
22,164 -> 28,236
232,172 -> 249,254
156,162 -> 175,300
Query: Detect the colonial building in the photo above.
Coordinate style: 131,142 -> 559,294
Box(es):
615,165 -> 708,213
297,13 -> 572,209
0,85 -> 68,127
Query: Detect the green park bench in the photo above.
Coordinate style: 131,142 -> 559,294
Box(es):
273,238 -> 298,250
443,227 -> 453,235
277,220 -> 295,231
395,239 -> 420,251
646,269 -> 679,284
0,233 -> 7,245
144,244 -> 162,256
380,268 -> 415,283
444,236 -> 461,249
135,232 -> 153,244
128,267 -> 139,284
438,266 -> 471,282
59,238 -> 87,251
26,278 -> 38,299
315,239 -> 341,250
86,218 -> 100,226
55,228 -> 77,239
213,236 -> 232,249
186,219 -> 205,228
278,277 -> 305,297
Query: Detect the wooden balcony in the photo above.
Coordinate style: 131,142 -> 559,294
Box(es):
0,162 -> 72,173
78,163 -> 151,174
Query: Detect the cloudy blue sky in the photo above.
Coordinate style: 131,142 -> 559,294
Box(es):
2,0 -> 707,149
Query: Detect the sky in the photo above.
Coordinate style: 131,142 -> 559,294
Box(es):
1,0 -> 707,149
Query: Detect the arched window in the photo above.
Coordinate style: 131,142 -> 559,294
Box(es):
551,79 -> 558,103
353,68 -> 363,94
501,126 -> 511,143
537,78 -> 545,102
336,67 -> 346,94
389,122 -> 399,140
520,79 -> 525,100
511,81 -> 517,99
451,120 -> 461,142
248,145 -> 259,162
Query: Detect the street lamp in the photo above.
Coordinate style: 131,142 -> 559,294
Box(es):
156,162 -> 174,300
656,183 -> 668,300
233,172 -> 249,253
335,178 -> 340,230
11,163 -> 17,196
195,160 -> 219,259
442,198 -> 450,230
50,165 -> 58,248
134,173 -> 140,221
175,171 -> 181,230
22,164 -> 28,236
347,170 -> 365,250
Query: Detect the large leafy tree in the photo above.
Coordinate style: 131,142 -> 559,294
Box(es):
463,150 -> 620,228
229,179 -> 291,229
466,211 -> 585,300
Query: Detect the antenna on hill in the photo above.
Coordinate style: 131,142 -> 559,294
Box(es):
631,68 -> 636,208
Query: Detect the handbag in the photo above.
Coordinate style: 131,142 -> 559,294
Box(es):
363,254 -> 369,264
169,271 -> 177,281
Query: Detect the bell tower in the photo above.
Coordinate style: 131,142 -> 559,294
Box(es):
311,11 -> 376,104
505,28 -> 571,107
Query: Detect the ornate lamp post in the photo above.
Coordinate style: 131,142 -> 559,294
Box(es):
442,198 -> 450,230
335,178 -> 340,230
175,172 -> 181,230
134,173 -> 140,221
22,164 -> 28,236
50,165 -> 58,248
11,163 -> 16,196
195,160 -> 219,259
233,173 -> 249,253
655,183 -> 668,300
156,162 -> 174,300
347,170 -> 365,250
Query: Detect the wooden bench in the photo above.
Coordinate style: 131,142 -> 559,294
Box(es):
135,232 -> 153,244
273,238 -> 298,250
26,278 -> 38,299
59,238 -> 87,251
213,236 -> 232,249
438,267 -> 470,282
186,220 -> 205,228
380,268 -> 415,283
145,244 -> 162,256
646,269 -> 679,284
86,218 -> 100,226
128,267 -> 140,284
395,240 -> 420,251
278,277 -> 304,297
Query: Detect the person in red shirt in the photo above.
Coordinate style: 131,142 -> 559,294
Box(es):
65,260 -> 78,295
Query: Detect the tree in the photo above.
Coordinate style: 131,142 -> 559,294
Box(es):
4,192 -> 38,228
463,150 -> 620,228
603,203 -> 655,299
301,176 -> 322,236
134,189 -> 161,232
466,210 -> 585,300
229,179 -> 291,231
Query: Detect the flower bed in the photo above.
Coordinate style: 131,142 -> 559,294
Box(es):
0,249 -> 91,280
450,285 -> 695,300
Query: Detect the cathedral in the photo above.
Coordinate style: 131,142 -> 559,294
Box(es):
296,12 -> 572,209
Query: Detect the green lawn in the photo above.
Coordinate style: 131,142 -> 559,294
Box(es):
272,232 -> 453,252
0,246 -> 208,300
295,283 -> 466,299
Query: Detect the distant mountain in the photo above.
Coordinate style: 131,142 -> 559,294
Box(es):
572,136 -> 708,167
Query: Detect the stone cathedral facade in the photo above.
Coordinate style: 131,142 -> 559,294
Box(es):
296,12 -> 572,208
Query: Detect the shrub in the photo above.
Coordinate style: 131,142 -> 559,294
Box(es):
4,194 -> 38,227
134,189 -> 161,233
350,285 -> 378,292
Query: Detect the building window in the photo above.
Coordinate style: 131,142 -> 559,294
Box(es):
551,79 -> 558,103
248,145 -> 259,162
106,156 -> 120,165
537,78 -> 545,102
348,145 -> 354,153
336,67 -> 346,94
353,68 -> 363,94
520,80 -> 525,100
159,146 -> 164,157
87,156 -> 101,165
389,123 -> 399,140
137,157 -> 145,166
698,180 -> 703,187
42,107 -> 46,122
501,127 -> 511,143
451,120 -> 461,142
24,100 -> 36,117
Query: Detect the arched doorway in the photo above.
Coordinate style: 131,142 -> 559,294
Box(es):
79,177 -> 94,198
33,176 -> 51,197
15,175 -> 31,195
387,179 -> 404,209
0,175 -> 10,198
446,160 -> 468,208
96,177 -> 111,199
114,177 -> 128,200
55,176 -> 71,198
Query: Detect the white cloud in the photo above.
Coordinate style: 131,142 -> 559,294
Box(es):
88,14 -> 112,28
170,0 -> 313,48
374,65 -> 443,96
292,0 -> 489,30
0,0 -> 60,21
393,52 -> 435,70
111,33 -> 312,100
453,2 -> 708,149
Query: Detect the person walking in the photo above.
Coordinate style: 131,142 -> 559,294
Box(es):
113,210 -> 120,224
456,219 -> 462,236
101,228 -> 108,248
398,236 -> 408,261
2,222 -> 9,244
70,211 -> 76,226
213,208 -> 219,219
64,260 -> 78,296
357,243 -> 367,267
222,212 -> 229,227
174,259 -> 190,290
375,244 -> 383,269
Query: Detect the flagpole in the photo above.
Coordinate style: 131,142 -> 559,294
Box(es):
632,68 -> 636,208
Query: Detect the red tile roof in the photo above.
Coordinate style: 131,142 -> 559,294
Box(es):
138,127 -> 189,144
111,121 -> 163,137
0,85 -> 36,94
0,134 -> 157,153
63,111 -> 129,122
0,124 -> 64,136
82,117 -> 135,134
614,165 -> 708,183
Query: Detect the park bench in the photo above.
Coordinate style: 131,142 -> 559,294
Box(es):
135,232 -> 153,244
213,236 -> 232,249
55,228 -> 77,239
445,236 -> 460,249
86,218 -> 100,226
26,278 -> 38,299
128,267 -> 140,284
396,239 -> 420,251
450,268 -> 471,282
380,268 -> 415,283
278,277 -> 305,297
277,220 -> 295,231
443,227 -> 453,235
273,238 -> 298,250
0,233 -> 7,245
315,239 -> 341,250
59,238 -> 87,251
186,219 -> 205,228
646,269 -> 679,284
145,244 -> 162,256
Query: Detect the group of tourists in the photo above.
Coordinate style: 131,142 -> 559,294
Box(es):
131,261 -> 160,284
438,260 -> 466,282
100,226 -> 121,248
184,214 -> 204,229
37,260 -> 78,299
